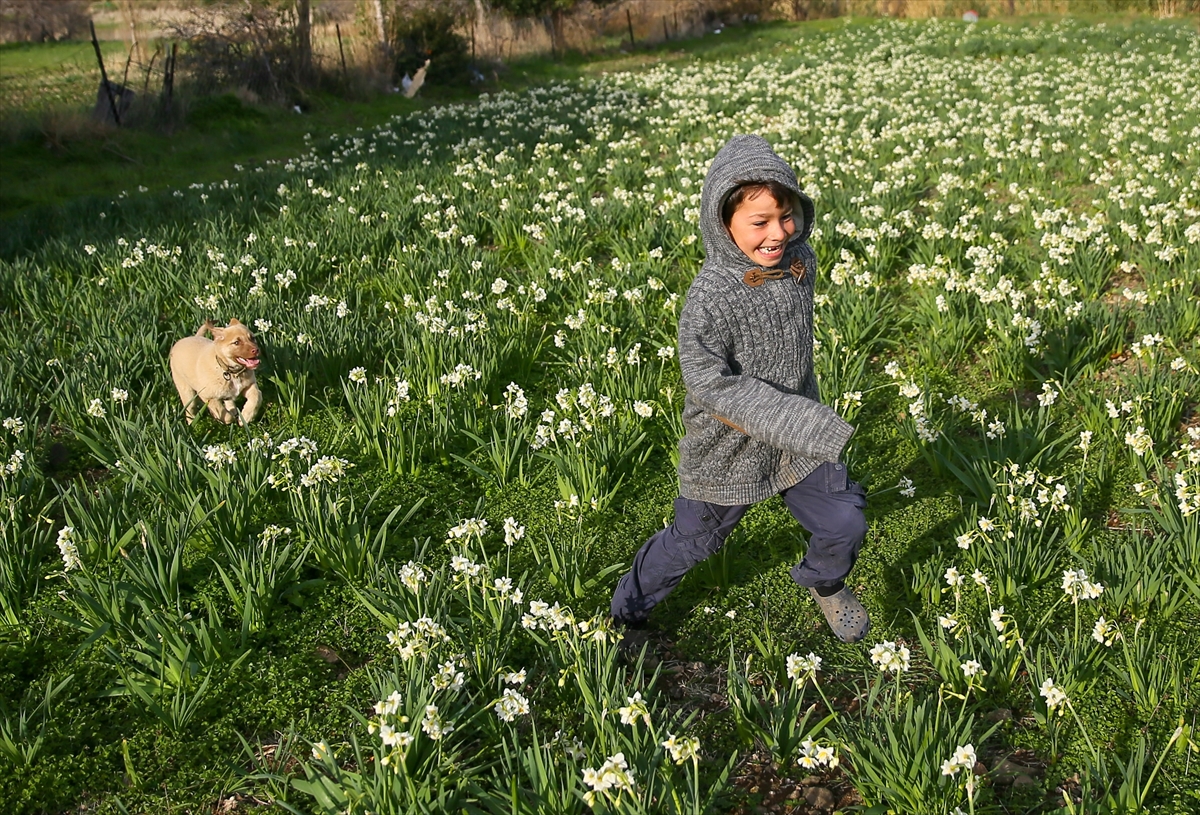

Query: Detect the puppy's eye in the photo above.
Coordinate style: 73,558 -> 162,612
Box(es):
234,339 -> 241,345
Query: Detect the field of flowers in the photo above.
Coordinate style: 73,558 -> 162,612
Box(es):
0,40 -> 128,119
2,15 -> 1199,815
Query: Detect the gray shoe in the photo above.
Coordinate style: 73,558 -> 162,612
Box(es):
809,586 -> 870,643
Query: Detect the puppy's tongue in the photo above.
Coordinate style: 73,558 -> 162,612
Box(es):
237,357 -> 261,369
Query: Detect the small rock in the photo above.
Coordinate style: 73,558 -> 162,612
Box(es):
804,786 -> 837,810
801,775 -> 823,786
315,645 -> 340,663
787,787 -> 802,799
992,756 -> 1041,786
992,758 -> 1024,781
1014,774 -> 1038,787
986,708 -> 1014,722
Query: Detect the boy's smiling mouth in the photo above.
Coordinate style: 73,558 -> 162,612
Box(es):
755,244 -> 784,262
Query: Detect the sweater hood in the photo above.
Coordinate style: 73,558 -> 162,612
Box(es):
699,134 -> 815,272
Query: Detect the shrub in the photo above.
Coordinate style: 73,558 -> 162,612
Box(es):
389,8 -> 471,87
172,2 -> 309,103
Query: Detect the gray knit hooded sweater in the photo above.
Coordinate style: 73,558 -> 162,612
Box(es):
676,134 -> 855,505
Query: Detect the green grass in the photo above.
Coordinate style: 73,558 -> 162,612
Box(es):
0,18 -> 865,221
0,39 -> 125,78
0,39 -> 126,116
2,12 -> 1199,814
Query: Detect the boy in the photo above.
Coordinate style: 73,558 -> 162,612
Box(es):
610,134 -> 870,643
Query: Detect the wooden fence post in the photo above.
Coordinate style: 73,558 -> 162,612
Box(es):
336,23 -> 348,80
626,8 -> 635,48
162,42 -> 176,109
90,20 -> 121,126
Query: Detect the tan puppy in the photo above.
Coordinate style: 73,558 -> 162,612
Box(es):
169,319 -> 263,425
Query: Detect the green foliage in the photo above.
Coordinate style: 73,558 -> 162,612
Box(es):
388,9 -> 470,86
2,14 -> 1200,814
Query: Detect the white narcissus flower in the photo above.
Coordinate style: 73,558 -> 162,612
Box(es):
399,561 -> 425,593
1092,616 -> 1119,646
869,641 -> 911,674
503,517 -> 525,546
494,688 -> 530,722
56,526 -> 82,571
617,692 -> 651,727
1037,381 -> 1058,407
582,752 -> 635,805
941,743 -> 977,777
203,444 -> 237,469
374,691 -> 402,717
662,733 -> 700,764
961,660 -> 985,678
1078,430 -> 1093,453
1040,678 -> 1067,709
786,652 -> 822,686
1125,426 -> 1153,457
1062,568 -> 1104,602
300,456 -> 352,487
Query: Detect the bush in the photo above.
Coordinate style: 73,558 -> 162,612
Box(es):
0,0 -> 89,43
184,93 -> 269,131
173,2 -> 309,103
389,8 -> 471,87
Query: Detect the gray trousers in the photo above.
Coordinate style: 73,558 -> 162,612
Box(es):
610,461 -> 868,624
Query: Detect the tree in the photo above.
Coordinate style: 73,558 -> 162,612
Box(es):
0,0 -> 89,43
485,0 -> 615,59
296,0 -> 312,80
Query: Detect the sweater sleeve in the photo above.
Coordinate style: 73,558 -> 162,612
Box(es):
678,299 -> 854,462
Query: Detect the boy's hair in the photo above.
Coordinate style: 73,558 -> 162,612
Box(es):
721,180 -> 797,227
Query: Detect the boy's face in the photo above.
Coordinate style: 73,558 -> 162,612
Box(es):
727,191 -> 797,268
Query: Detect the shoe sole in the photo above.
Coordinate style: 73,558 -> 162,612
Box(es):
808,586 -> 871,643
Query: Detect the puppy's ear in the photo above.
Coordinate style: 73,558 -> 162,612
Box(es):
228,318 -> 242,326
196,320 -> 214,337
